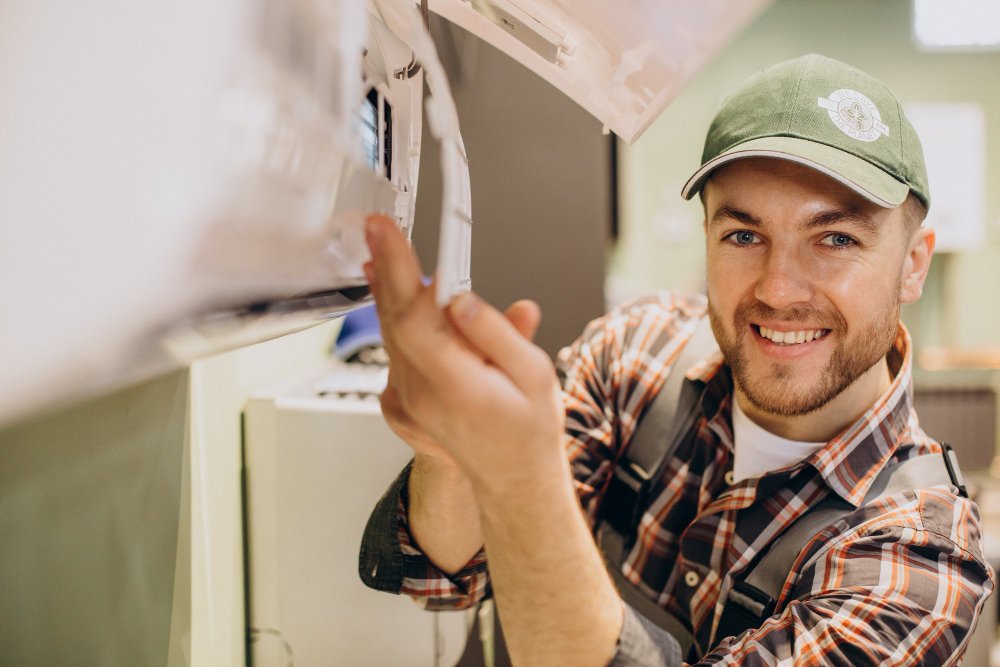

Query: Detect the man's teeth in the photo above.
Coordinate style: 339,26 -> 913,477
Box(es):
757,326 -> 828,345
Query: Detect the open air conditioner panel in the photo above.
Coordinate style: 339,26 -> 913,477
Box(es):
429,0 -> 771,142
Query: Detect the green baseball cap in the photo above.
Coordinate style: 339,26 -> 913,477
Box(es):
681,54 -> 930,209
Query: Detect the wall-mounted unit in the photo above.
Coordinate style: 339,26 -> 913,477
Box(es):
0,0 -> 771,427
0,0 -> 432,425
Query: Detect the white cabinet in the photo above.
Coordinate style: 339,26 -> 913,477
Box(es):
243,364 -> 471,665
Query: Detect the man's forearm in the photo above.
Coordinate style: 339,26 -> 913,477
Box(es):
475,456 -> 623,667
364,216 -> 621,662
408,453 -> 484,575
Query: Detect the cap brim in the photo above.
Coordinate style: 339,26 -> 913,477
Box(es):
680,136 -> 910,208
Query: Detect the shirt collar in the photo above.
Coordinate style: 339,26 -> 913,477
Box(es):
807,324 -> 914,506
682,322 -> 915,506
685,344 -> 724,384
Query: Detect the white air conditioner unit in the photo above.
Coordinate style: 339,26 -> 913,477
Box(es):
0,0 -> 770,425
0,0 -> 430,425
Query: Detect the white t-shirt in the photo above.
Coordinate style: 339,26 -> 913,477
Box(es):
731,399 -> 826,483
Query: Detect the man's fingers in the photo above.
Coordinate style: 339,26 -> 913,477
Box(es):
447,293 -> 552,392
365,214 -> 424,322
505,300 -> 542,341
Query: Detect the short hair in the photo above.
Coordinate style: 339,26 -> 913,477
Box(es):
902,192 -> 928,237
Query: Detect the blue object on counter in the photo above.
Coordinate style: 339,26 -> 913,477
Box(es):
334,303 -> 382,361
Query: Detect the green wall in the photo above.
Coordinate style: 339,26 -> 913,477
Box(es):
0,371 -> 189,666
0,320 -> 339,666
614,0 -> 1000,351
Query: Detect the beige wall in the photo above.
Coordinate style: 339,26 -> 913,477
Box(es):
614,0 -> 1000,351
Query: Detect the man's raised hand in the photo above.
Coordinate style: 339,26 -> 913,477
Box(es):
363,214 -> 564,493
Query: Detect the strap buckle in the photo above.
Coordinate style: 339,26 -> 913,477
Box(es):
727,580 -> 776,619
717,580 -> 776,641
941,443 -> 968,498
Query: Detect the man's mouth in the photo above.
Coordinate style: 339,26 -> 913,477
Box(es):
753,324 -> 831,346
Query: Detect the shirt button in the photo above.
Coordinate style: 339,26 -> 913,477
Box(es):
724,470 -> 736,486
684,570 -> 700,587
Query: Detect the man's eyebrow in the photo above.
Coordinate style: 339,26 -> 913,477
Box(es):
709,205 -> 881,235
709,206 -> 763,227
804,209 -> 880,235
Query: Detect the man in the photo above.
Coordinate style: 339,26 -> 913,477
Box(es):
358,54 -> 994,665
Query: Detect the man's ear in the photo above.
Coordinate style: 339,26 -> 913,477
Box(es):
900,225 -> 935,304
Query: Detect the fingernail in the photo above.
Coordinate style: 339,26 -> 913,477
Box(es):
450,292 -> 481,323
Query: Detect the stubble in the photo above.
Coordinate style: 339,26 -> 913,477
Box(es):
708,296 -> 899,417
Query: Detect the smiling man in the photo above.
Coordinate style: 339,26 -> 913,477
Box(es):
359,54 -> 994,665
703,158 -> 924,444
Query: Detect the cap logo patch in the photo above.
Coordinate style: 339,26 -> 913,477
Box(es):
817,89 -> 889,142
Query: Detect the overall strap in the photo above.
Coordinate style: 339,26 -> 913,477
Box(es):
716,444 -> 968,643
598,315 -> 716,551
597,314 -> 716,657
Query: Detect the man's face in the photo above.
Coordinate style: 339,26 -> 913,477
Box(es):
704,158 -> 922,418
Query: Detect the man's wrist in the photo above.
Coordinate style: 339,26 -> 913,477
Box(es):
470,448 -> 575,515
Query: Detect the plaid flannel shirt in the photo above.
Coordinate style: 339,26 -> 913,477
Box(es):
361,291 -> 994,665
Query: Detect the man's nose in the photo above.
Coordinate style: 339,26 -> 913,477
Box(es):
753,248 -> 814,310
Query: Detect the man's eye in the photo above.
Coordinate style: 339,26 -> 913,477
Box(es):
727,230 -> 759,246
821,233 -> 857,248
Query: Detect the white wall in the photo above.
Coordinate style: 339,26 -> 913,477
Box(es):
187,321 -> 340,666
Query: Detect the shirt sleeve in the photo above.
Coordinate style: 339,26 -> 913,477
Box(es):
360,291 -> 705,611
610,601 -> 684,666
358,460 -> 412,594
693,492 -> 996,666
397,487 -> 491,610
357,458 -> 490,610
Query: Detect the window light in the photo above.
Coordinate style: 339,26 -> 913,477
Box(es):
913,0 -> 1000,49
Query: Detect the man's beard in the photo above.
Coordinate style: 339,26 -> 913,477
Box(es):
708,296 -> 899,417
